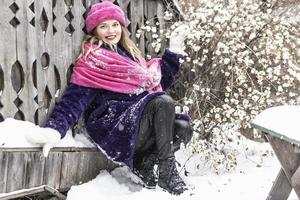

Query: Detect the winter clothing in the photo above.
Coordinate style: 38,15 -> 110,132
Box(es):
71,43 -> 162,94
133,151 -> 157,188
25,127 -> 61,157
135,94 -> 189,194
135,95 -> 175,160
134,95 -> 192,153
173,120 -> 193,152
158,156 -> 188,195
169,24 -> 190,55
133,95 -> 193,189
44,44 -> 189,169
42,2 -> 191,195
85,1 -> 126,33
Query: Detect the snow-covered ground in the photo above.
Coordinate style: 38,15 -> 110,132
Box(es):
0,117 -> 298,200
66,144 -> 298,200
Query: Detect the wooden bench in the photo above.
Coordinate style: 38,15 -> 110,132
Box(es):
252,112 -> 300,200
0,147 -> 118,199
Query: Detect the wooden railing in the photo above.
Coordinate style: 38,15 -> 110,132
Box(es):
0,0 -> 170,125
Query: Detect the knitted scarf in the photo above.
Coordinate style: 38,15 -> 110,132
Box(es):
70,44 -> 162,94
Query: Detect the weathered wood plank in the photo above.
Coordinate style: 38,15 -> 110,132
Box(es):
144,0 -> 157,57
130,0 -> 145,55
35,0 -> 56,125
267,168 -> 292,200
76,151 -> 100,184
70,0 -> 86,62
266,135 -> 300,179
43,151 -> 63,190
59,151 -> 81,190
117,0 -> 130,20
292,164 -> 300,189
16,0 -> 38,123
0,151 -> 9,193
24,151 -> 45,188
0,0 -> 18,119
156,0 -> 167,56
0,185 -> 66,200
75,150 -> 117,184
52,0 -> 73,99
5,152 -> 27,193
266,134 -> 300,199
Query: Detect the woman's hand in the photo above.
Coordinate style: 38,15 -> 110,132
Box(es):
169,24 -> 190,55
25,127 -> 61,157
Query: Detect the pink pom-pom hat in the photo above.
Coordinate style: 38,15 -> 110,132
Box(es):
85,1 -> 126,33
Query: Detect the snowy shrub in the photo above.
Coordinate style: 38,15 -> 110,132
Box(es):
139,0 -> 300,173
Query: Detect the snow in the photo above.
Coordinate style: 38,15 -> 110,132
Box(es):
253,105 -> 300,143
66,146 -> 298,200
0,118 -> 95,148
0,118 -> 298,199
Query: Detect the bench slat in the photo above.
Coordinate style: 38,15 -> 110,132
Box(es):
267,168 -> 292,200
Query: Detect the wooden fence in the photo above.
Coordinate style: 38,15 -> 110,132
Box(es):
0,0 -> 174,126
0,147 -> 118,193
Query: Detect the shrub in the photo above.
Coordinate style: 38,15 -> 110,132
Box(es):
139,0 -> 300,173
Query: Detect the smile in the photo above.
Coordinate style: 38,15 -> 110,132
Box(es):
105,35 -> 117,40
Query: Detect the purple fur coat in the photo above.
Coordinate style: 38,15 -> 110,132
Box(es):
44,45 -> 190,168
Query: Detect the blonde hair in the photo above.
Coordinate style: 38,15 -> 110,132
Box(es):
78,26 -> 141,60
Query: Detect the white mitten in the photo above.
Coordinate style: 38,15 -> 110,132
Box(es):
25,127 -> 61,157
169,24 -> 190,55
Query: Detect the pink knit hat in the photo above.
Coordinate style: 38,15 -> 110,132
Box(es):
85,1 -> 126,33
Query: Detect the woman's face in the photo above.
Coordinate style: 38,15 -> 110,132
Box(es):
95,19 -> 122,45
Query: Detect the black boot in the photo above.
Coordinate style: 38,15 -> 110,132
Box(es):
133,153 -> 158,188
134,95 -> 188,194
158,157 -> 187,195
151,95 -> 187,195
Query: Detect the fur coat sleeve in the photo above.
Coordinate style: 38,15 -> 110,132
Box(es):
160,49 -> 183,90
43,83 -> 98,138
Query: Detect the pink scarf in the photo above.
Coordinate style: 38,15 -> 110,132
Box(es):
70,44 -> 163,94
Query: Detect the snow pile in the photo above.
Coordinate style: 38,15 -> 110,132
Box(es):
0,118 -> 298,199
253,105 -> 300,143
66,142 -> 292,200
0,118 -> 95,148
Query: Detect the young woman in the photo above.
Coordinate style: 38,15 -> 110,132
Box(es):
26,1 -> 192,195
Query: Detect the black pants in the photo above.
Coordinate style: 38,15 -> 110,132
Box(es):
134,95 -> 193,160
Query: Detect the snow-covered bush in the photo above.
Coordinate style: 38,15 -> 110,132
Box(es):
139,0 -> 300,173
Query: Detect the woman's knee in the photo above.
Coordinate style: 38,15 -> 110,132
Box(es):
174,120 -> 193,145
155,95 -> 175,112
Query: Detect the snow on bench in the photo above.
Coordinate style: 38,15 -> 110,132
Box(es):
252,105 -> 300,145
0,118 -> 117,194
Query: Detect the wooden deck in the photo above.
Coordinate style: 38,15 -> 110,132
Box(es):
0,147 -> 118,194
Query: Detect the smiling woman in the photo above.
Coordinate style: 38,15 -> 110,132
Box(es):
95,20 -> 122,46
24,1 -> 192,196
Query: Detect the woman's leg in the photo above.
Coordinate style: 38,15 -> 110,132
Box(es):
149,95 -> 187,195
173,119 -> 193,152
133,95 -> 175,189
133,97 -> 159,188
134,95 -> 189,194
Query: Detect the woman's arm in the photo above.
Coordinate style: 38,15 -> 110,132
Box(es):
160,49 -> 183,90
160,24 -> 189,90
43,83 -> 99,138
